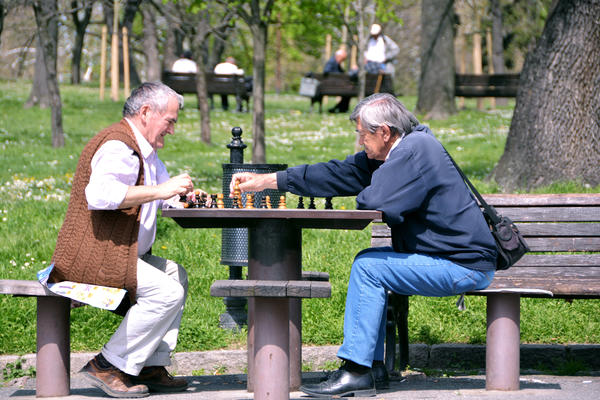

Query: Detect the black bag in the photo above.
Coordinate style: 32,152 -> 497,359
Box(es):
445,150 -> 530,270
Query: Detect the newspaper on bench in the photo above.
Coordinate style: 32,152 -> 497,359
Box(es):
37,263 -> 127,310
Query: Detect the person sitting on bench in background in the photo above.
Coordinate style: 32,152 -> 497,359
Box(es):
324,48 -> 352,114
171,50 -> 198,73
214,56 -> 245,111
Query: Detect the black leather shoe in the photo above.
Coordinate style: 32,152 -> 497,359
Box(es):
372,361 -> 390,389
300,367 -> 375,398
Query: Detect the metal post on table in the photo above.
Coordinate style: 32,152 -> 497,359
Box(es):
219,127 -> 248,330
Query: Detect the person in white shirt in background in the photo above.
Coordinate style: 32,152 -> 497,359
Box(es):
365,24 -> 400,76
213,56 -> 244,111
63,82 -> 202,398
171,50 -> 198,73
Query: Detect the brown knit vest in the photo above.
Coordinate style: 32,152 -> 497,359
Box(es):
50,120 -> 144,302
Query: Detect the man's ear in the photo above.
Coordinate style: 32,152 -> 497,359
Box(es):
380,125 -> 392,142
139,104 -> 151,125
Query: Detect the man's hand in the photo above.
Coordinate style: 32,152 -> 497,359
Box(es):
158,173 -> 194,199
229,172 -> 277,197
119,173 -> 194,209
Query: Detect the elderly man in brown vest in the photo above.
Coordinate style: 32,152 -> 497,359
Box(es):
50,82 -> 197,398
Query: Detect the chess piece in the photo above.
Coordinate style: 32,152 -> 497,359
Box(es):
278,195 -> 287,209
210,194 -> 218,208
216,193 -> 225,208
195,190 -> 205,208
265,195 -> 272,209
245,193 -> 255,209
308,197 -> 316,209
233,179 -> 243,208
325,197 -> 333,210
297,196 -> 305,209
260,196 -> 268,208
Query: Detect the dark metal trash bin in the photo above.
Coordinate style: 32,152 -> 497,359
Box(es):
220,163 -> 287,266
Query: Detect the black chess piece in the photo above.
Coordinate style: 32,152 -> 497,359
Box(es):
308,197 -> 316,209
297,196 -> 305,209
210,194 -> 218,208
325,197 -> 333,210
260,196 -> 268,208
232,196 -> 240,208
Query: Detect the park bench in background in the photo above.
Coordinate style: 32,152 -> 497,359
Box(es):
454,73 -> 520,97
375,193 -> 600,390
300,72 -> 395,113
161,71 -> 252,112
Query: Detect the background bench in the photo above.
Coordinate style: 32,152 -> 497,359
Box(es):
454,73 -> 520,97
161,71 -> 252,112
301,73 -> 395,113
374,193 -> 600,390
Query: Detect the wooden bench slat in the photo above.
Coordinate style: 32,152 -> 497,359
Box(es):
210,279 -> 331,298
489,207 -> 600,222
524,237 -> 600,252
0,279 -> 55,297
372,222 -> 600,238
515,254 -> 600,267
481,193 -> 600,206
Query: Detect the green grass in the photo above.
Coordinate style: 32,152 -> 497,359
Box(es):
0,79 -> 599,356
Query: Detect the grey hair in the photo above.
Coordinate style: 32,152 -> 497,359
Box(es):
122,82 -> 184,118
349,93 -> 419,137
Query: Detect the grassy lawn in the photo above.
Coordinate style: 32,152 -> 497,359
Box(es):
0,79 -> 599,357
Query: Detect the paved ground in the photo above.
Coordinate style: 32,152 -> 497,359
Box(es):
2,372 -> 600,400
2,345 -> 600,399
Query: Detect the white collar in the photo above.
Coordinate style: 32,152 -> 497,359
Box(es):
385,136 -> 403,161
125,118 -> 155,160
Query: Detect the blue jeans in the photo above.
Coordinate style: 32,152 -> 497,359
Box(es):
337,247 -> 495,367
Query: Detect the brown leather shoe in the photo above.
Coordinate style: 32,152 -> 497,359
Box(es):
131,366 -> 188,392
80,357 -> 149,398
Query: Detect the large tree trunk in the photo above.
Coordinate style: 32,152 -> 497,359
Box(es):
415,0 -> 456,119
32,0 -> 64,147
70,0 -> 93,84
491,0 -> 600,190
250,22 -> 267,164
141,3 -> 160,81
25,37 -> 51,108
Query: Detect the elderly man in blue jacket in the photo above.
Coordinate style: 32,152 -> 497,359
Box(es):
231,93 -> 497,397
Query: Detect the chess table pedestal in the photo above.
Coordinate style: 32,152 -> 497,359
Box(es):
246,219 -> 302,397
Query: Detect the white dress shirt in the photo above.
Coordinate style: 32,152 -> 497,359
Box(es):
85,119 -> 170,255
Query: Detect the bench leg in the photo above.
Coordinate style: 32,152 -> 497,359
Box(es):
486,293 -> 520,390
36,296 -> 70,397
385,292 -> 409,372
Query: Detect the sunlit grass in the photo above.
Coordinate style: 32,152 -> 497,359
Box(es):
0,79 -> 598,355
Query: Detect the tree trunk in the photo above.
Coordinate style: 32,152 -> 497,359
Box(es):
491,0 -> 600,190
415,0 -> 456,119
250,22 -> 267,164
70,0 -> 93,84
141,4 -> 160,81
191,26 -> 212,145
32,0 -> 64,147
25,37 -> 51,109
0,1 -> 5,47
163,10 -> 180,70
490,0 -> 507,106
121,0 -> 141,86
